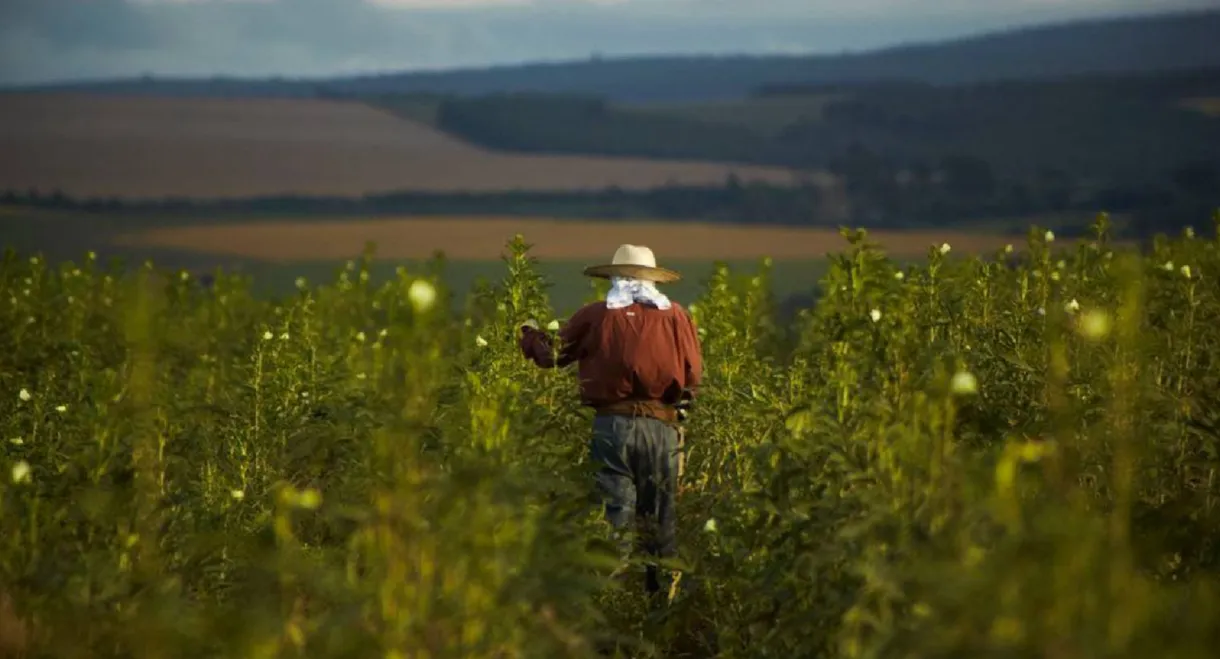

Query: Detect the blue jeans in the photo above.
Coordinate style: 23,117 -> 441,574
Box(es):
590,414 -> 681,594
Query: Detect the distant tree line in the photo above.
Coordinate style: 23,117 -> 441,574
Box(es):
4,167 -> 1215,240
1,183 -> 824,225
818,144 -> 1220,232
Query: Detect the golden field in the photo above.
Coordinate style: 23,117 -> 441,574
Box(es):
0,94 -> 815,199
113,215 -> 1024,262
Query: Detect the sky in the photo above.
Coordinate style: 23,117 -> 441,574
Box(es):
0,0 -> 1213,85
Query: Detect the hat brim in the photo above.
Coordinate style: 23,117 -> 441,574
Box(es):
583,264 -> 681,283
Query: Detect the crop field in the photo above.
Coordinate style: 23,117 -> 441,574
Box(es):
112,216 -> 1024,262
3,213 -> 1220,658
0,94 -> 803,199
107,215 -> 1026,311
186,258 -> 832,319
2,209 -> 1027,312
1,208 -> 1034,314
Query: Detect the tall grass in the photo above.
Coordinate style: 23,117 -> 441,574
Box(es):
2,214 -> 1219,658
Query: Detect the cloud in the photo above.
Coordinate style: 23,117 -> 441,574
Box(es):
0,0 -> 1211,85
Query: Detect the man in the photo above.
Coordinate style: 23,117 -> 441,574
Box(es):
519,244 -> 703,597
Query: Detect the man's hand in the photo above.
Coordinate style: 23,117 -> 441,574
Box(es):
676,388 -> 694,422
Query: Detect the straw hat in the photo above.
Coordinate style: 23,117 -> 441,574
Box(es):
582,244 -> 681,283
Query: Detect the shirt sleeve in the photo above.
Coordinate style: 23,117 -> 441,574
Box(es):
520,305 -> 596,368
675,304 -> 703,396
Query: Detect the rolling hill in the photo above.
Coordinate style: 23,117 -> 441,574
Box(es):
0,8 -> 1214,238
5,9 -> 1219,103
402,67 -> 1220,183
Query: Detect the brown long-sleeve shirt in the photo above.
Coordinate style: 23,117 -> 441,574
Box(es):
520,301 -> 703,409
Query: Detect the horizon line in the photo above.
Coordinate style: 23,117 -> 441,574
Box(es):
1,5 -> 1213,91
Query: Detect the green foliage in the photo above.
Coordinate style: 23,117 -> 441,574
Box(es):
434,93 -> 765,163
2,214 -> 1220,657
624,95 -> 841,139
424,68 -> 1220,187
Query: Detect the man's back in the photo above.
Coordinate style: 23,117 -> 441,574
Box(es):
520,300 -> 702,408
518,245 -> 695,599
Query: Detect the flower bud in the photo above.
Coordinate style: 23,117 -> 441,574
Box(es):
950,371 -> 979,396
407,279 -> 437,313
1077,309 -> 1111,341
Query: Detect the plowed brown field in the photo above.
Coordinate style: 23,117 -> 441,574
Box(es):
0,94 -> 814,199
114,216 -> 1022,263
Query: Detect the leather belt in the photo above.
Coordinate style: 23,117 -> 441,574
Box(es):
593,399 -> 679,424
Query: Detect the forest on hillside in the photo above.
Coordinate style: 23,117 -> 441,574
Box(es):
425,68 -> 1220,183
383,67 -> 1220,231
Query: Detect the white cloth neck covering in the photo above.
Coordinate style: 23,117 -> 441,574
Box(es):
605,277 -> 671,310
